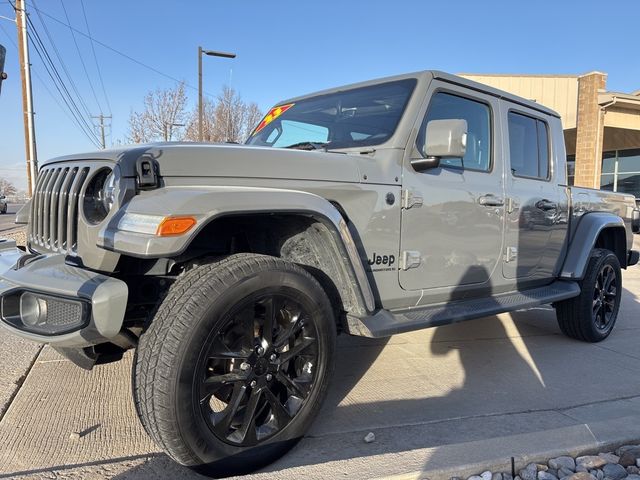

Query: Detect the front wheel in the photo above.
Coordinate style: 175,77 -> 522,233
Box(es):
133,254 -> 336,477
555,248 -> 622,342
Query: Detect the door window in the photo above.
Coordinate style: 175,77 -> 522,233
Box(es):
508,112 -> 550,180
417,92 -> 492,172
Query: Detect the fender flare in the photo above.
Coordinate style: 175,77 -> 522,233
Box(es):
560,212 -> 627,280
98,186 -> 375,314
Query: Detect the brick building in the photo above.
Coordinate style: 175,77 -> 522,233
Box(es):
460,72 -> 640,199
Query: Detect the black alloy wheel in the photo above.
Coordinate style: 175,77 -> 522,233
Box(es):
592,263 -> 618,331
197,293 -> 319,447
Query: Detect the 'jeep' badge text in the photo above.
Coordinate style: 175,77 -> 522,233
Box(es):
367,253 -> 395,272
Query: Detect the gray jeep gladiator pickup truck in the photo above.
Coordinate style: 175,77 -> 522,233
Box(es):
1,71 -> 639,476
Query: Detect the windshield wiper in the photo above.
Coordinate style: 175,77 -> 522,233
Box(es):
283,141 -> 330,151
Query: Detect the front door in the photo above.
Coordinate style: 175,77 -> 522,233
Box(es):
400,84 -> 505,294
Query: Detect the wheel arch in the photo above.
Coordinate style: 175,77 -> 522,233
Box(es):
560,212 -> 628,280
188,212 -> 374,318
101,186 -> 375,320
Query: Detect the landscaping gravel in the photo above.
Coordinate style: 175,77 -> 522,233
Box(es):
461,446 -> 640,480
1,226 -> 26,247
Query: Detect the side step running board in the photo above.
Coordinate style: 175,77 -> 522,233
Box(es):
351,280 -> 581,338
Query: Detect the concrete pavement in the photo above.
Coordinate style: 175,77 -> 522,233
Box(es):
1,239 -> 640,478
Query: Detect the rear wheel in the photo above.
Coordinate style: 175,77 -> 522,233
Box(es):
133,254 -> 336,477
555,248 -> 621,342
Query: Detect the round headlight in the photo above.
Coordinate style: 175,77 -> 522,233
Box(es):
83,168 -> 117,225
101,171 -> 117,212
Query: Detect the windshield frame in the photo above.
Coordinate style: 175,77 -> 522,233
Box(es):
246,78 -> 418,150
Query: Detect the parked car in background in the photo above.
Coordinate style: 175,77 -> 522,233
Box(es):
1,71 -> 639,476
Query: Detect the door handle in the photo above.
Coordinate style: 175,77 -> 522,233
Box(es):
536,199 -> 558,211
478,194 -> 504,207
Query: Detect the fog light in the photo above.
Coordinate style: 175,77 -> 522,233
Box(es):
1,291 -> 89,335
20,292 -> 47,327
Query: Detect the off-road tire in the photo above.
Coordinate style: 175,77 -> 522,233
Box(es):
133,253 -> 336,477
556,248 -> 621,342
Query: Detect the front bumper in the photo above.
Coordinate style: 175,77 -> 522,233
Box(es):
0,239 -> 128,347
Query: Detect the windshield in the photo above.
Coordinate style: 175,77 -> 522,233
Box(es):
246,79 -> 417,150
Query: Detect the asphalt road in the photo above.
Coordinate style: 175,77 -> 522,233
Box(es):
1,237 -> 640,479
0,203 -> 24,232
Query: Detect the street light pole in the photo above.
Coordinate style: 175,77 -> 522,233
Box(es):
197,46 -> 236,142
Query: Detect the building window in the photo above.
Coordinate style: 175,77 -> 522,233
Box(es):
600,148 -> 640,198
567,154 -> 575,186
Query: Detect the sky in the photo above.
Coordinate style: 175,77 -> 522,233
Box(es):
0,0 -> 639,191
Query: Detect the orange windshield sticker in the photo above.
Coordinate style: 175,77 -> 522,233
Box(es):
253,103 -> 294,134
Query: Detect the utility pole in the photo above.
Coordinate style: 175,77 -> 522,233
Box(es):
92,114 -> 111,149
15,0 -> 37,196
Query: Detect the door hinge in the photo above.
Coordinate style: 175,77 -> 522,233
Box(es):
401,189 -> 423,209
504,247 -> 518,263
400,250 -> 421,270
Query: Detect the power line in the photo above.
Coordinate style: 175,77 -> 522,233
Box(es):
26,17 -> 101,145
24,13 -> 101,145
0,7 -> 83,130
55,0 -> 104,114
78,0 -> 111,114
25,2 -> 216,98
0,22 -> 87,130
0,20 -> 16,46
27,0 -> 94,120
4,0 -> 101,148
27,25 -> 101,147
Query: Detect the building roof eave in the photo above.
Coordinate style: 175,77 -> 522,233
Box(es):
599,92 -> 640,111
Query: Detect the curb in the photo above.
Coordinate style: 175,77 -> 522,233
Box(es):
378,415 -> 640,480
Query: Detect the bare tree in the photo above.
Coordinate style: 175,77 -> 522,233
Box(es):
184,86 -> 262,143
0,178 -> 17,196
244,102 -> 263,138
127,83 -> 188,143
207,86 -> 244,143
184,97 -> 216,142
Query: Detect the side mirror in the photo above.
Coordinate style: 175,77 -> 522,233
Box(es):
411,119 -> 468,171
0,44 -> 6,96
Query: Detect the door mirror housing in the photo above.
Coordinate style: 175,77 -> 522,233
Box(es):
411,119 -> 468,172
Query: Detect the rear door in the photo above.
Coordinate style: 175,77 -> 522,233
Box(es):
502,103 -> 568,281
399,83 -> 505,293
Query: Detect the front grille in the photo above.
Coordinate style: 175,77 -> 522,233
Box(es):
29,165 -> 90,254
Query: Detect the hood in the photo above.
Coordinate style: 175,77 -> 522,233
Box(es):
43,142 -> 362,184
